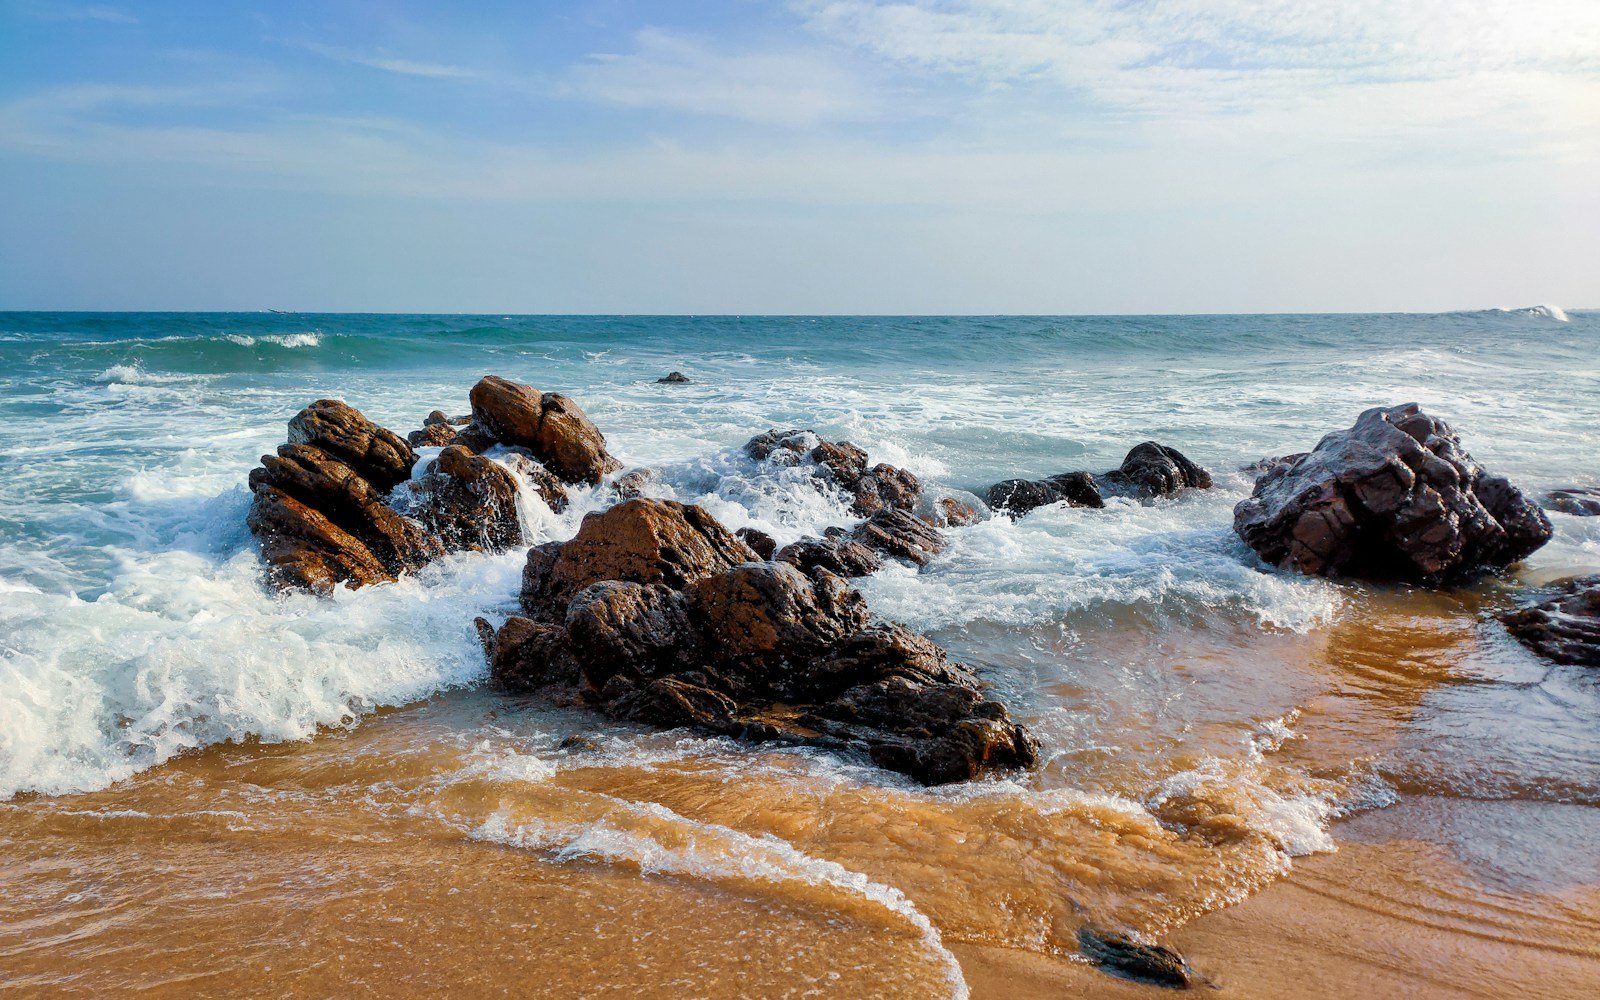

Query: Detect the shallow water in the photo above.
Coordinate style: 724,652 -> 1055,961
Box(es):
2,310 -> 1597,995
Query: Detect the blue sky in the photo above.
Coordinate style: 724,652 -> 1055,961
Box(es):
1,0 -> 1596,312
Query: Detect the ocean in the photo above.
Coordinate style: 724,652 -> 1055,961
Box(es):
2,310 -> 1598,996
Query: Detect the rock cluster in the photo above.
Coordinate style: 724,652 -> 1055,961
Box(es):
745,429 -> 922,517
1500,575 -> 1600,667
1233,404 -> 1552,584
985,442 -> 1211,516
247,376 -> 612,593
484,498 -> 1036,784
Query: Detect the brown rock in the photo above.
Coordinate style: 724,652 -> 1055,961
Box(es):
687,562 -> 869,669
564,582 -> 699,686
1097,442 -> 1212,498
407,422 -> 458,448
776,532 -> 882,578
410,445 -> 524,552
735,526 -> 778,560
744,428 -> 923,516
286,399 -> 415,492
247,484 -> 393,593
1234,404 -> 1553,584
519,498 -> 758,620
487,615 -> 580,692
851,508 -> 946,566
469,376 -> 621,484
1499,575 -> 1600,667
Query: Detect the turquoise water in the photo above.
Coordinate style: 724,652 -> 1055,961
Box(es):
2,309 -> 1597,802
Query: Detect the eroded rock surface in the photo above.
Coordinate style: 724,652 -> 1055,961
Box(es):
1234,404 -> 1552,584
1500,575 -> 1600,667
491,498 -> 1035,784
470,375 -> 622,484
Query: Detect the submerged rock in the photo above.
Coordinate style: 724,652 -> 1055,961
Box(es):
1077,927 -> 1195,989
1097,442 -> 1213,499
986,471 -> 1104,516
1499,575 -> 1600,667
1544,487 -> 1600,517
657,371 -> 691,384
743,428 -> 924,517
1233,404 -> 1552,584
469,375 -> 622,484
493,499 -> 1034,785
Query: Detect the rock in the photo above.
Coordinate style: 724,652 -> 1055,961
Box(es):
407,422 -> 458,448
776,531 -> 882,578
489,499 -> 1035,785
1098,442 -> 1213,499
613,468 -> 654,500
1242,453 -> 1307,480
1544,487 -> 1600,517
1077,927 -> 1194,989
246,485 -> 393,593
409,445 -> 524,552
657,371 -> 691,384
735,526 -> 778,560
468,376 -> 622,484
426,410 -> 470,427
743,428 -> 923,516
496,451 -> 570,513
519,498 -> 758,620
450,422 -> 499,454
851,508 -> 946,566
688,562 -> 869,669
286,399 -> 415,493
250,443 -> 440,576
986,471 -> 1104,516
1499,575 -> 1600,667
1233,404 -> 1553,584
915,489 -> 988,528
557,734 -> 601,752
486,615 -> 580,692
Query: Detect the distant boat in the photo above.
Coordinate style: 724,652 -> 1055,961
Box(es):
267,309 -> 295,315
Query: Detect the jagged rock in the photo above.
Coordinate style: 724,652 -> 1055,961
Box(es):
407,422 -> 458,448
286,399 -> 415,492
469,375 -> 622,484
496,451 -> 569,513
1234,404 -> 1552,584
450,422 -> 499,454
776,531 -> 882,578
1097,442 -> 1213,498
986,471 -> 1104,516
851,508 -> 946,566
743,429 -> 923,516
657,371 -> 691,384
250,443 -> 440,576
247,485 -> 393,592
519,498 -> 758,620
735,526 -> 778,559
491,499 -> 1034,785
613,468 -> 654,500
1077,927 -> 1194,989
1544,487 -> 1600,517
410,446 -> 524,552
1500,576 -> 1600,667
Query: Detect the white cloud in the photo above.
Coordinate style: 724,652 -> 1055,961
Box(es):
299,42 -> 483,81
565,29 -> 881,127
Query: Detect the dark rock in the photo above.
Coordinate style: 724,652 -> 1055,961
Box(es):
557,734 -> 601,752
489,499 -> 1034,785
743,428 -> 923,517
450,422 -> 499,454
1098,442 -> 1213,499
986,471 -> 1104,516
469,375 -> 622,484
776,532 -> 882,578
851,508 -> 946,566
1242,453 -> 1308,480
1499,575 -> 1600,667
613,468 -> 654,500
251,443 -> 440,576
519,498 -> 758,621
246,485 -> 393,593
657,371 -> 691,384
1077,927 -> 1194,989
286,399 -> 415,493
735,526 -> 778,560
1544,487 -> 1600,517
407,422 -> 459,448
410,445 -> 524,552
1234,404 -> 1553,584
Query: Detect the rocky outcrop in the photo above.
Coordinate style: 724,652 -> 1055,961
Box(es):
1544,487 -> 1600,517
657,371 -> 691,384
987,472 -> 1104,516
469,375 -> 622,484
745,429 -> 923,517
491,498 -> 1036,785
985,443 -> 1210,517
247,400 -> 442,593
1097,442 -> 1213,498
1500,576 -> 1600,667
1234,404 -> 1552,584
409,446 -> 525,552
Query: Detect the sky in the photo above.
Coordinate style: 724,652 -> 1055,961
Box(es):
0,0 -> 1596,313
